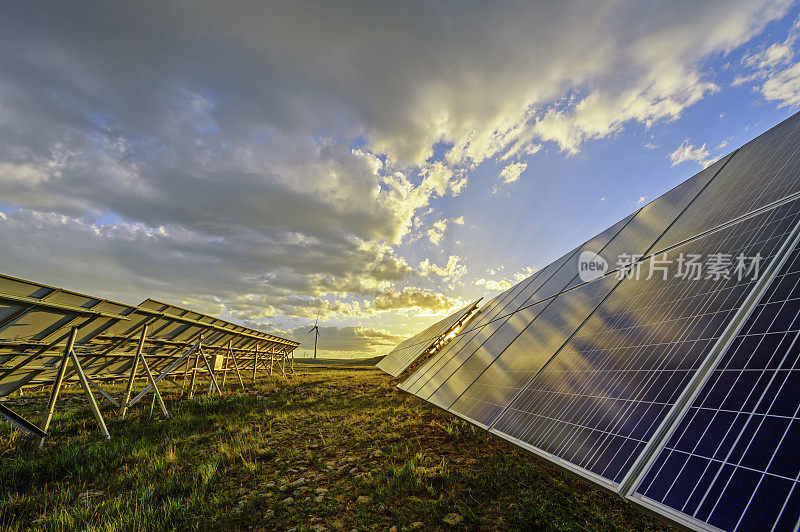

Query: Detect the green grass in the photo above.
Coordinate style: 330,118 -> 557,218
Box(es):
0,364 -> 676,531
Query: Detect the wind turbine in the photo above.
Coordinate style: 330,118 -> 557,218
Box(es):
308,310 -> 321,359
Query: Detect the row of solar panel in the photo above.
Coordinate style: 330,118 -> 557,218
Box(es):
381,110 -> 800,531
0,273 -> 299,399
375,299 -> 481,376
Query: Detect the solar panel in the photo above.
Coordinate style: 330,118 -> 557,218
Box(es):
375,299 -> 480,377
630,234 -> 800,531
490,199 -> 800,488
410,215 -> 636,404
400,248 -> 576,396
386,111 -> 800,530
0,272 -> 299,440
423,162 -> 728,411
652,112 -> 800,252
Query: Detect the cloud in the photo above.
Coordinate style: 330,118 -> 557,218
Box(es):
426,216 -> 465,245
287,325 -> 405,357
733,15 -> 800,107
418,255 -> 467,280
474,266 -> 537,292
370,287 -> 463,314
0,0 -> 793,340
668,139 -> 718,168
499,162 -> 528,185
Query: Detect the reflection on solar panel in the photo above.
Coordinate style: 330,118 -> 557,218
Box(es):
630,238 -> 800,531
376,299 -> 480,377
376,110 -> 800,531
0,273 -> 299,444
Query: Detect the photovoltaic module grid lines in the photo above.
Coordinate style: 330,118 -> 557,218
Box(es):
491,199 -> 800,487
633,241 -> 800,531
448,276 -> 618,427
424,158 -> 730,413
653,114 -> 800,251
407,153 -> 734,407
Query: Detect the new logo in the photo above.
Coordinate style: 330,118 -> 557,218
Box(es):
578,251 -> 608,282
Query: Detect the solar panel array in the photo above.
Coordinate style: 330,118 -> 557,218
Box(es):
0,273 -> 299,441
379,110 -> 800,531
376,299 -> 481,377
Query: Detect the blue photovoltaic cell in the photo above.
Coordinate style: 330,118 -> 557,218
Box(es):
413,215 -> 635,402
633,241 -> 800,531
428,158 -> 726,410
449,275 -> 618,427
490,199 -> 800,487
563,154 -> 731,291
652,112 -> 800,252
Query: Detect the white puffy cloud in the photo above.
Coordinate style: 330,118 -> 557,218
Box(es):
418,255 -> 467,280
733,15 -> 800,108
426,216 -> 465,245
668,139 -> 718,168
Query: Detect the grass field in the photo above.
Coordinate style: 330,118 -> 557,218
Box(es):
0,361 -> 675,531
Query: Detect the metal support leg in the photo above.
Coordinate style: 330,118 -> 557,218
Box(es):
188,348 -> 200,399
252,346 -> 258,385
120,326 -> 147,419
138,351 -> 169,418
129,338 -> 201,407
229,342 -> 246,390
269,348 -> 274,376
281,350 -> 286,378
198,345 -> 222,395
0,403 -> 48,439
39,327 -> 78,447
69,348 -> 111,441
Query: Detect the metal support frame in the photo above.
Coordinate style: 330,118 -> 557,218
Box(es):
120,326 -> 148,419
252,345 -> 258,384
68,347 -> 111,441
130,338 -> 201,407
0,403 -> 48,439
38,327 -> 78,447
228,340 -> 246,390
198,344 -> 222,395
137,348 -> 169,418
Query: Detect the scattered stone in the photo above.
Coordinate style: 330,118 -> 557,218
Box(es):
304,496 -> 311,502
312,525 -> 327,532
290,477 -> 307,487
356,495 -> 370,504
265,481 -> 275,489
279,485 -> 288,492
282,497 -> 294,505
314,495 -> 324,503
349,467 -> 358,475
346,456 -> 356,463
315,487 -> 328,494
443,513 -> 463,526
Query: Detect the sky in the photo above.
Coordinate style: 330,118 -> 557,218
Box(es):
1,1 -> 800,358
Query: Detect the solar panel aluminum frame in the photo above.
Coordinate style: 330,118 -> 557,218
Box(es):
621,208 -> 800,530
